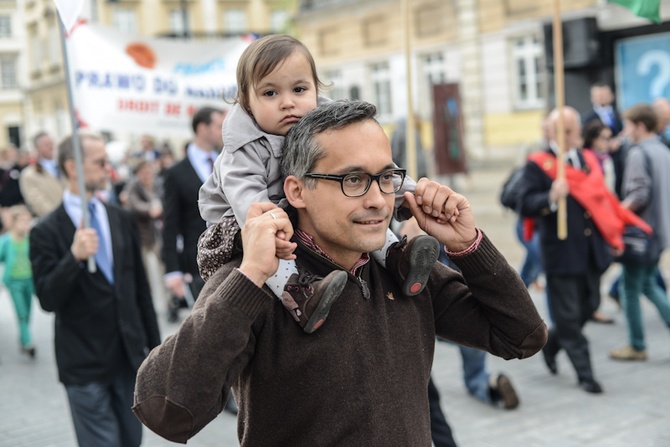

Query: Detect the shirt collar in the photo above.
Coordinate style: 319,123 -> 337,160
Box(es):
295,228 -> 369,274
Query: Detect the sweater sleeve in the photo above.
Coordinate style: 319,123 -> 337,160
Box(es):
432,233 -> 547,360
133,267 -> 270,444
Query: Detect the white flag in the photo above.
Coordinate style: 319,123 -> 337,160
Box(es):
53,0 -> 85,33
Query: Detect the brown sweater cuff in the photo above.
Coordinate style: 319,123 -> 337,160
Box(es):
447,232 -> 503,275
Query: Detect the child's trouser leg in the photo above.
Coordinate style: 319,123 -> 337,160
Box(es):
8,279 -> 32,348
198,217 -> 347,334
197,216 -> 240,282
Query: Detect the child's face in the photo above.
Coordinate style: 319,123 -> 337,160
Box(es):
13,213 -> 31,235
248,51 -> 318,136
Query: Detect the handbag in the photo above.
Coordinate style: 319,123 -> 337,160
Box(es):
616,225 -> 661,266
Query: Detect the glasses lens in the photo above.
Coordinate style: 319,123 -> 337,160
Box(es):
379,170 -> 404,194
342,173 -> 370,197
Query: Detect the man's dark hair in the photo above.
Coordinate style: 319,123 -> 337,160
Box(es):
191,107 -> 223,134
591,81 -> 610,89
281,100 -> 378,183
624,104 -> 658,133
57,131 -> 104,178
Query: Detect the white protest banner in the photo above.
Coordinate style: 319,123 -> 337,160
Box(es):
53,0 -> 85,33
67,22 -> 251,137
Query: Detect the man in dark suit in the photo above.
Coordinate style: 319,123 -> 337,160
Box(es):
582,83 -> 623,136
518,106 -> 611,394
582,83 -> 626,197
30,131 -> 161,447
161,106 -> 225,318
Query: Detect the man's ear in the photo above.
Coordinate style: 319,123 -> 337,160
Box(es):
284,175 -> 306,209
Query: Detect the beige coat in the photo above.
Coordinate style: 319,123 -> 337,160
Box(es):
19,164 -> 64,218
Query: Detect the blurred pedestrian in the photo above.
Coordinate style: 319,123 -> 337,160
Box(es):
582,121 -> 617,324
610,104 -> 670,361
582,83 -> 626,198
29,130 -> 161,447
518,106 -> 650,394
124,159 -> 166,313
0,204 -> 35,358
0,144 -> 25,231
133,134 -> 161,162
161,106 -> 225,321
19,132 -> 64,218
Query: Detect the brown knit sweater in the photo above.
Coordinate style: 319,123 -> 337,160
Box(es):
134,233 -> 547,446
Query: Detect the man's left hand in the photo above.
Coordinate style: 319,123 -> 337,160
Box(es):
404,178 -> 477,252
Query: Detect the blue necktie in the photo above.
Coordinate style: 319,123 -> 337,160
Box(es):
88,202 -> 114,284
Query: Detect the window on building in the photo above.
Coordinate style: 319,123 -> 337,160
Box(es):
414,3 -> 447,38
7,126 -> 20,148
270,10 -> 289,33
0,15 -> 11,38
419,52 -> 446,116
29,24 -> 40,72
54,100 -> 66,136
369,62 -> 392,118
0,55 -> 18,89
318,28 -> 339,56
224,9 -> 248,34
113,8 -> 137,34
363,16 -> 387,47
48,19 -> 60,65
511,35 -> 544,108
323,70 -> 344,100
169,9 -> 189,36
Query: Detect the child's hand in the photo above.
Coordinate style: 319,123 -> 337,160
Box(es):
275,228 -> 297,260
405,178 -> 477,251
240,203 -> 294,287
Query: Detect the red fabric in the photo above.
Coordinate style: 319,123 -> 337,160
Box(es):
523,217 -> 535,242
527,150 -> 652,250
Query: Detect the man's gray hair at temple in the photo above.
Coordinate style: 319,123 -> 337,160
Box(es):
281,100 -> 379,184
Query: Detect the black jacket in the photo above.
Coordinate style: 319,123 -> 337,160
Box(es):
161,157 -> 207,278
30,203 -> 161,385
517,149 -> 612,275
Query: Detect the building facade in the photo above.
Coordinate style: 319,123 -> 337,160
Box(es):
0,0 -> 25,149
295,0 -> 670,168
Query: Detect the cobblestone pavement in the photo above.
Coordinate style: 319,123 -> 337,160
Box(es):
1,161 -> 669,447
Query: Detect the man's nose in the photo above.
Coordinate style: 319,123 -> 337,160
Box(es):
362,179 -> 388,208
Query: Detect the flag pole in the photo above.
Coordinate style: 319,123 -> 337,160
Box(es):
552,0 -> 568,240
57,16 -> 96,273
401,0 -> 417,180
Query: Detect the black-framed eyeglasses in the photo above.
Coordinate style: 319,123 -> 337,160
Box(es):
304,168 -> 406,197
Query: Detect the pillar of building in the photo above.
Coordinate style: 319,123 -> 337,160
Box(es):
456,0 -> 485,160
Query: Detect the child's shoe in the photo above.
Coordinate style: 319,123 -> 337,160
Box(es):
386,235 -> 440,296
282,270 -> 348,333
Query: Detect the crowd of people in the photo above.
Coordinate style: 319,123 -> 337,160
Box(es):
0,34 -> 667,447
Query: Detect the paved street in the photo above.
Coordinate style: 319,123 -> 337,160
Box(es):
1,159 -> 669,446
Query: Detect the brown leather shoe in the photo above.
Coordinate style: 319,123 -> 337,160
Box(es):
386,235 -> 440,296
490,373 -> 519,409
609,345 -> 647,361
282,270 -> 348,333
